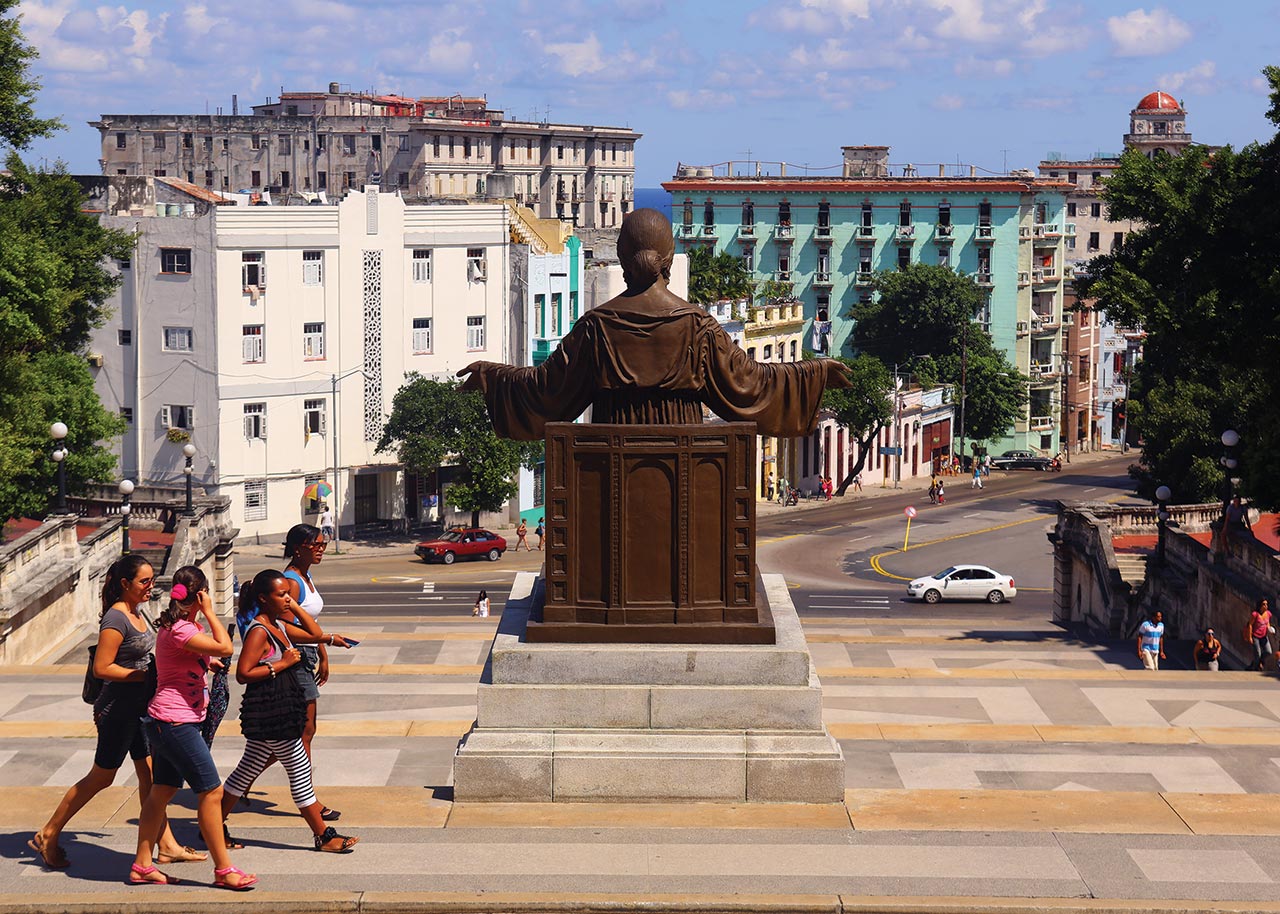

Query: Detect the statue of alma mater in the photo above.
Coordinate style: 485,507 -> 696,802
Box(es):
458,209 -> 851,642
458,208 -> 850,436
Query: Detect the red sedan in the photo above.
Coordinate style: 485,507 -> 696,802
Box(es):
415,528 -> 507,564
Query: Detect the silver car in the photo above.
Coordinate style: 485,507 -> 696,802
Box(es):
906,564 -> 1018,604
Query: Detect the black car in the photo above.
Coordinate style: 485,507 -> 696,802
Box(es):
989,449 -> 1053,471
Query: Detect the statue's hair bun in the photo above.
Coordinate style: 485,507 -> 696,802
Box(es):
632,249 -> 665,283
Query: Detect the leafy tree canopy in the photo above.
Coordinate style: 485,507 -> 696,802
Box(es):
1076,65 -> 1280,504
377,376 -> 542,527
819,355 -> 893,494
686,245 -> 753,306
0,4 -> 131,524
852,263 -> 1026,447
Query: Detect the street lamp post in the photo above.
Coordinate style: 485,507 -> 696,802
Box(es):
182,443 -> 197,517
118,479 -> 135,554
50,422 -> 68,514
1220,429 -> 1240,509
329,365 -> 369,556
1155,484 -> 1171,565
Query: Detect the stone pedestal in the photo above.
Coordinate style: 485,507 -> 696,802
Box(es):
452,571 -> 844,803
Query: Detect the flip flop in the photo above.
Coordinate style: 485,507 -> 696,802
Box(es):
156,845 -> 207,864
27,834 -> 69,870
129,863 -> 179,885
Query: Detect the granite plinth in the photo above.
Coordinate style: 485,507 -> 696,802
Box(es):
451,572 -> 845,803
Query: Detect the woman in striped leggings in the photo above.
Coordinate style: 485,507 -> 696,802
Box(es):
220,570 -> 357,853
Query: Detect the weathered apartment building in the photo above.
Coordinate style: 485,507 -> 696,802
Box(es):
93,84 -> 640,230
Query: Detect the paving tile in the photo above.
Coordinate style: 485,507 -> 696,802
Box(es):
446,802 -> 852,830
1129,848 -> 1272,882
1163,793 -> 1280,836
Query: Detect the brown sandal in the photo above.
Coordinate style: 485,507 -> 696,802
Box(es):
157,845 -> 207,864
28,833 -> 69,870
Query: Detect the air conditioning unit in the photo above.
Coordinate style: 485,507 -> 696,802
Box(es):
87,353 -> 104,368
1016,321 -> 1029,333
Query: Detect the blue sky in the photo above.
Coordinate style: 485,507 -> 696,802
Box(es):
14,0 -> 1280,187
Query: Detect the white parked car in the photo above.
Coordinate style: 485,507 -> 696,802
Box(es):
906,564 -> 1017,604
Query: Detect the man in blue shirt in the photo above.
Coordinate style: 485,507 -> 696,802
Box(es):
1137,610 -> 1166,671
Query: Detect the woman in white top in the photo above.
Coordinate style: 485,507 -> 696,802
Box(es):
473,590 -> 490,618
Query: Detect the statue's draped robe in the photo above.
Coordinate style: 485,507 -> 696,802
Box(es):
475,300 -> 831,441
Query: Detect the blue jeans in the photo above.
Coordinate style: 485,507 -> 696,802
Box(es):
146,718 -> 222,793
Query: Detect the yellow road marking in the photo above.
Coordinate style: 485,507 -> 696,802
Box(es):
869,514 -> 1050,582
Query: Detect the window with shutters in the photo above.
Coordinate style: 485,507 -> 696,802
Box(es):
302,250 -> 323,285
411,317 -> 432,353
153,133 -> 166,150
243,403 -> 266,440
244,480 -> 267,521
303,322 -> 325,359
412,249 -> 431,282
163,327 -> 193,352
250,134 -> 261,150
242,325 -> 264,363
242,252 -> 266,289
278,135 -> 291,154
162,405 -> 194,430
304,399 -> 326,436
466,315 -> 485,351
533,295 -> 545,336
467,248 -> 486,282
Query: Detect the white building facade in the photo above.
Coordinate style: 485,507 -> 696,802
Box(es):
91,185 -> 515,540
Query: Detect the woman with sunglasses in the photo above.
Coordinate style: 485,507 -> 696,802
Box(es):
30,556 -> 203,871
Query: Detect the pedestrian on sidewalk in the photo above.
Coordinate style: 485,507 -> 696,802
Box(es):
1194,627 -> 1222,671
766,476 -> 775,502
1137,610 -> 1166,670
318,505 -> 335,542
983,453 -> 992,477
853,472 -> 863,493
221,570 -> 358,856
282,524 -> 350,823
515,519 -> 531,551
129,566 -> 254,888
535,518 -> 545,551
823,476 -> 833,501
777,476 -> 788,505
928,474 -> 939,505
971,463 -> 984,489
30,555 -> 202,872
473,590 -> 490,618
1244,597 -> 1274,671
935,479 -> 945,504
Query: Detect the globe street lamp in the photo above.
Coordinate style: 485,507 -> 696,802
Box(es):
50,422 -> 69,514
1155,484 -> 1172,564
1220,429 -> 1240,507
118,478 -> 135,554
182,443 -> 197,517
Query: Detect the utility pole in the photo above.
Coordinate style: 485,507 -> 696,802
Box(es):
892,365 -> 903,489
958,324 -> 967,466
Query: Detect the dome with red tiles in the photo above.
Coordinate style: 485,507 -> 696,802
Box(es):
1136,91 -> 1181,111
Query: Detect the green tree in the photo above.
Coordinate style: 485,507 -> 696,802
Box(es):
686,245 -> 753,306
0,3 -> 132,523
377,376 -> 542,527
852,263 -> 1026,449
755,278 -> 795,305
819,355 -> 893,494
1077,66 -> 1280,504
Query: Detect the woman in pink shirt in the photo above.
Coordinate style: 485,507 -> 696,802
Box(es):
128,566 -> 256,890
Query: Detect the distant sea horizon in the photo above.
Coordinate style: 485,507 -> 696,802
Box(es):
634,187 -> 672,220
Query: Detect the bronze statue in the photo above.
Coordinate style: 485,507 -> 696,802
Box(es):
458,208 -> 851,435
458,208 -> 852,642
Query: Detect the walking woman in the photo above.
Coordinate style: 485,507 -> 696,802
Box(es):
30,556 -> 203,870
221,570 -> 358,853
473,589 -> 490,618
130,565 -> 255,889
281,523 -> 343,820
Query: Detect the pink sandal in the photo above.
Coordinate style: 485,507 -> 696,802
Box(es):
129,863 -> 179,885
214,865 -> 258,891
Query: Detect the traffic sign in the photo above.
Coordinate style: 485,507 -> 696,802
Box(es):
904,506 -> 917,518
879,446 -> 903,456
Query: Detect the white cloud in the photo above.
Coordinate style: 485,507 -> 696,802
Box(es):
425,28 -> 475,73
954,56 -> 1013,77
766,0 -> 872,33
926,0 -> 999,42
543,33 -> 605,77
1107,8 -> 1191,57
1157,59 -> 1218,94
931,93 -> 966,110
666,88 -> 735,110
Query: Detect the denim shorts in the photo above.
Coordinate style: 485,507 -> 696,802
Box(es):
145,718 -> 222,793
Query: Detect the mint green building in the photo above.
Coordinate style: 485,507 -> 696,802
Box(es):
663,149 -> 1071,454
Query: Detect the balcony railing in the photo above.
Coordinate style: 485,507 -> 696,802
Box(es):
895,225 -> 916,241
1017,271 -> 1030,286
1033,224 -> 1061,244
775,271 -> 791,282
1064,222 -> 1076,237
976,225 -> 996,242
739,224 -> 756,237
701,225 -> 717,237
1018,225 -> 1031,240
855,225 -> 875,239
935,224 -> 955,242
975,272 -> 993,286
1029,362 -> 1059,379
1016,321 -> 1030,336
677,223 -> 697,238
813,272 -> 833,287
774,224 -> 794,242
855,271 -> 874,286
814,225 -> 832,239
1033,268 -> 1059,284
1032,313 -> 1060,332
1030,415 -> 1055,432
